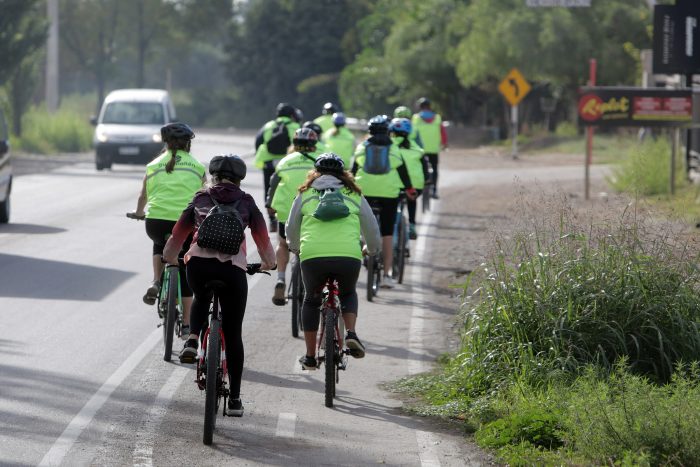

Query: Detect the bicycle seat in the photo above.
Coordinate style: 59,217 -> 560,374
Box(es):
205,280 -> 227,291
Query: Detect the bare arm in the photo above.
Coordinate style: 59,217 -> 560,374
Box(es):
135,175 -> 148,216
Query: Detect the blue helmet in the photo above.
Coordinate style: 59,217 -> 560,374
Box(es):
332,112 -> 346,126
368,115 -> 389,135
389,118 -> 412,136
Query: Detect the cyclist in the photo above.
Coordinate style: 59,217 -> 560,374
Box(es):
302,121 -> 327,153
394,105 -> 421,146
163,155 -> 276,417
321,112 -> 355,167
266,127 -> 321,305
411,97 -> 447,199
313,102 -> 338,134
132,122 -> 205,334
351,115 -> 416,288
286,153 -> 381,369
254,103 -> 301,232
390,118 -> 427,240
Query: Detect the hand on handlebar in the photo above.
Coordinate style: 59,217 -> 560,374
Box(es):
405,188 -> 418,200
126,211 -> 146,220
246,263 -> 272,276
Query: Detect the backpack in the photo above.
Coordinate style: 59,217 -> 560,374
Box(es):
312,188 -> 350,221
362,143 -> 391,175
196,195 -> 245,255
266,120 -> 291,155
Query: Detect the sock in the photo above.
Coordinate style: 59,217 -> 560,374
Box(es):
278,271 -> 286,282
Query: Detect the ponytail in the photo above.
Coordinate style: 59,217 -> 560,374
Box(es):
165,150 -> 177,173
164,139 -> 191,174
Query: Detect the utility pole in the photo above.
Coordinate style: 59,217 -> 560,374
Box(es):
46,0 -> 60,113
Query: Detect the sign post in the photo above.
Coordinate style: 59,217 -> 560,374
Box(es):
498,68 -> 531,159
585,59 -> 596,201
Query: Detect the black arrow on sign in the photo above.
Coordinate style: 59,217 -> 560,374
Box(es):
508,78 -> 519,97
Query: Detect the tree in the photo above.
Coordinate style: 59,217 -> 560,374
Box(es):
0,0 -> 48,87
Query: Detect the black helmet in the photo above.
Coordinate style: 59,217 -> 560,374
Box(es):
293,127 -> 318,148
209,154 -> 247,180
276,102 -> 296,118
294,107 -> 304,123
368,115 -> 389,135
416,97 -> 431,109
302,121 -> 324,138
160,122 -> 194,142
314,153 -> 345,175
322,102 -> 338,115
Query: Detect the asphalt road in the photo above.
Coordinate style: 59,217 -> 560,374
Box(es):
0,132 -> 482,466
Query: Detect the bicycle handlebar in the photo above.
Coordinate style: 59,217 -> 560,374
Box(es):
126,212 -> 146,220
246,263 -> 271,276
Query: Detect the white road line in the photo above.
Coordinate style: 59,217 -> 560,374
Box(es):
416,430 -> 442,467
410,201 -> 442,467
39,326 -> 162,467
132,367 -> 189,467
275,412 -> 297,438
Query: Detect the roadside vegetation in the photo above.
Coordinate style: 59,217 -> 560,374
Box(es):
392,194 -> 700,465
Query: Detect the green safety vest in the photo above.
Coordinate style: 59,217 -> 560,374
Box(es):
313,114 -> 334,134
411,113 -> 442,154
352,141 -> 405,199
392,137 -> 425,190
145,150 -> 205,221
322,127 -> 355,167
270,151 -> 318,222
253,116 -> 300,168
298,188 -> 363,261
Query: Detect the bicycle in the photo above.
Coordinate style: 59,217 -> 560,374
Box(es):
365,205 -> 383,302
287,255 -> 304,338
197,263 -> 268,446
316,278 -> 349,408
422,156 -> 434,213
127,212 -> 185,362
392,192 -> 409,284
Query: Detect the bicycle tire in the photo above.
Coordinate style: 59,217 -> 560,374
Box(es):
366,255 -> 375,302
203,317 -> 221,445
291,262 -> 301,337
422,183 -> 431,213
293,262 -> 304,334
373,256 -> 381,297
397,214 -> 407,284
324,309 -> 336,408
163,268 -> 179,362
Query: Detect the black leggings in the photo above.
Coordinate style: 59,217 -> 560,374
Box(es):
186,257 -> 248,399
406,189 -> 423,224
425,153 -> 438,192
262,161 -> 277,211
301,257 -> 361,332
145,218 -> 192,297
365,196 -> 399,236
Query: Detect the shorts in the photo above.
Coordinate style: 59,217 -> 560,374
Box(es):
145,218 -> 193,297
365,196 -> 399,236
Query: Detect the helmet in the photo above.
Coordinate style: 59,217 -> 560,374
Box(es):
276,102 -> 296,118
294,107 -> 304,123
314,153 -> 345,175
322,102 -> 338,115
332,112 -> 346,126
302,121 -> 323,138
293,127 -> 318,148
368,115 -> 389,135
416,97 -> 431,109
389,118 -> 412,136
393,106 -> 411,119
160,122 -> 194,142
208,154 -> 247,180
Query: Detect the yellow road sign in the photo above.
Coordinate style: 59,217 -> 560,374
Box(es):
498,68 -> 531,106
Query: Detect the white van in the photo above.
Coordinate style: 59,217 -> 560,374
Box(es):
92,89 -> 176,170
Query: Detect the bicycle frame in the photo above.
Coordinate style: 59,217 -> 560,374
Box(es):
316,279 -> 346,366
196,292 -> 228,393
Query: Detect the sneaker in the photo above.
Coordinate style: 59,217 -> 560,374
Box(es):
345,331 -> 366,359
409,223 -> 417,240
299,355 -> 318,370
142,281 -> 160,305
179,338 -> 198,364
431,191 -> 439,200
381,275 -> 396,289
272,280 -> 286,306
269,218 -> 278,233
227,398 -> 244,417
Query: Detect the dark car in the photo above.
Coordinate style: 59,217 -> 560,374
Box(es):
0,108 -> 11,223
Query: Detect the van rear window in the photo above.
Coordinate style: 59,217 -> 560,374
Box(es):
102,102 -> 164,125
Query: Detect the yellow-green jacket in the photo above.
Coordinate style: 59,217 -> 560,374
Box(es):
253,116 -> 300,168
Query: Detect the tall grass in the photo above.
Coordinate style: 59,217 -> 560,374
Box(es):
13,107 -> 92,154
609,137 -> 682,196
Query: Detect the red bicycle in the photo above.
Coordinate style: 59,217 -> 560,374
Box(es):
317,278 -> 349,408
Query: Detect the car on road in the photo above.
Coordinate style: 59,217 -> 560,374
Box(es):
91,89 -> 175,170
0,107 -> 11,223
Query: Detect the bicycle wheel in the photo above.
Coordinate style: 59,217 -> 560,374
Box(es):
293,262 -> 304,335
203,317 -> 221,445
372,256 -> 381,297
366,255 -> 375,302
422,184 -> 431,213
163,268 -> 179,362
397,214 -> 407,284
324,309 -> 336,408
291,262 -> 301,337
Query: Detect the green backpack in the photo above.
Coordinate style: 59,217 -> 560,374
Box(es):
313,188 -> 350,221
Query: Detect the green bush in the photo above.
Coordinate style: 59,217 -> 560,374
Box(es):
554,121 -> 578,138
14,107 -> 92,154
610,138 -> 681,196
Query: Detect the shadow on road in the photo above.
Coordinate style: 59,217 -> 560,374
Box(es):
0,223 -> 66,235
0,253 -> 134,301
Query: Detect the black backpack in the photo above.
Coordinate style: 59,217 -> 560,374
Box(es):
196,195 -> 245,255
362,142 -> 391,175
266,120 -> 291,155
